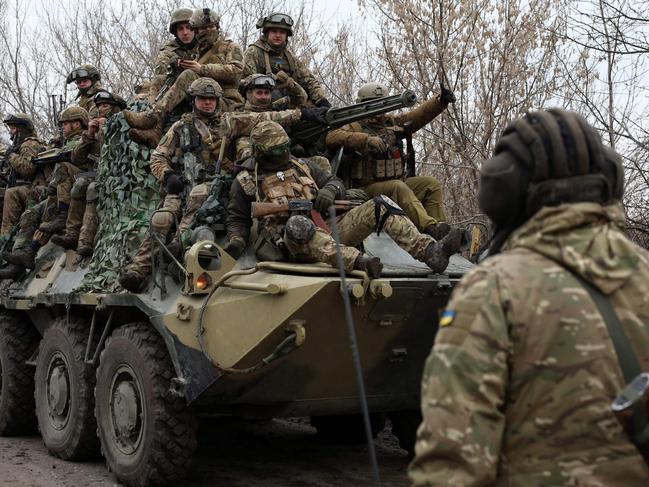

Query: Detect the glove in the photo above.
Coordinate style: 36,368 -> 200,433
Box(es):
274,70 -> 290,85
314,185 -> 337,213
440,86 -> 456,104
345,188 -> 369,202
316,98 -> 332,109
164,172 -> 184,194
223,236 -> 246,259
300,106 -> 329,124
366,136 -> 387,154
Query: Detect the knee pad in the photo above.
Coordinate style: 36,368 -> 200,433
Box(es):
85,182 -> 99,202
284,215 -> 316,244
151,210 -> 174,233
70,177 -> 91,198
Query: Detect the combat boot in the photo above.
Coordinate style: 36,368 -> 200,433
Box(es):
51,233 -> 78,250
76,243 -> 93,257
123,108 -> 161,130
0,264 -> 25,280
118,271 -> 145,293
3,246 -> 36,269
424,222 -> 451,241
129,127 -> 162,148
424,228 -> 463,274
38,211 -> 68,234
353,255 -> 383,279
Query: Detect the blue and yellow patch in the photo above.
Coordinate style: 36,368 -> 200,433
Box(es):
439,309 -> 456,327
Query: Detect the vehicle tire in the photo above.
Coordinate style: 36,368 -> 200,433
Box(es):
95,323 -> 197,487
389,410 -> 422,457
0,310 -> 40,435
34,317 -> 100,460
311,413 -> 386,443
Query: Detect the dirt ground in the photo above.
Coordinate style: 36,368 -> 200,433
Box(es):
0,418 -> 411,486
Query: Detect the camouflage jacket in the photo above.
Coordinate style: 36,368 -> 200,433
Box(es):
243,39 -> 326,105
76,81 -> 103,118
148,38 -> 199,102
409,202 -> 649,486
195,34 -> 245,111
65,129 -> 87,170
7,135 -> 46,183
151,109 -> 301,180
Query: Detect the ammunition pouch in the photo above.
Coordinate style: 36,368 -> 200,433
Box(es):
352,154 -> 404,186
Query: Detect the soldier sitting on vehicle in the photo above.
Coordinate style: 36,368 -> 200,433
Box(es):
243,12 -> 331,109
224,121 -> 463,278
66,64 -> 103,117
326,82 -> 455,240
124,7 -> 245,136
0,114 -> 47,248
0,107 -> 88,279
118,78 -> 328,292
50,90 -> 127,256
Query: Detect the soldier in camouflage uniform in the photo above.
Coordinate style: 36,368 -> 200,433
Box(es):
225,121 -> 462,277
409,109 -> 649,486
0,114 -> 47,243
326,83 -> 455,239
51,91 -> 127,255
66,64 -> 103,117
118,78 -> 325,292
243,13 -> 330,108
0,107 -> 88,279
124,7 -> 245,134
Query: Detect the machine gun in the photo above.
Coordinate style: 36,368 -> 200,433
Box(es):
32,148 -> 72,166
291,90 -> 417,144
50,94 -> 65,147
251,199 -> 360,219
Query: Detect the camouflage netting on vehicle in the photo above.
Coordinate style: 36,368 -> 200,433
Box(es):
76,104 -> 161,292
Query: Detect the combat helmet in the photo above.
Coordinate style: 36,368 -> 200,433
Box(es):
356,83 -> 389,103
66,64 -> 101,84
169,7 -> 193,34
250,121 -> 291,158
58,106 -> 89,128
188,77 -> 223,98
238,74 -> 276,96
256,12 -> 294,36
3,113 -> 34,131
93,90 -> 128,110
190,8 -> 220,30
478,108 -> 624,253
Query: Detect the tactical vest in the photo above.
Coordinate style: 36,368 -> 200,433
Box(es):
348,120 -> 405,186
251,42 -> 299,103
170,114 -> 222,184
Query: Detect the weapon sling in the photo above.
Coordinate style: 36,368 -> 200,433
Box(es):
570,272 -> 649,450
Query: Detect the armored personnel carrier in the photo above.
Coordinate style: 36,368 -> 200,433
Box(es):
0,94 -> 474,487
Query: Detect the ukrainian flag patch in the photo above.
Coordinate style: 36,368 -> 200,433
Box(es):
439,309 -> 456,327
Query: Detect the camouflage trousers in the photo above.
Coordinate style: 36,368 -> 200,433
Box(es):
60,176 -> 95,241
364,176 -> 446,230
157,70 -> 243,115
283,196 -> 433,272
126,183 -> 210,279
50,161 -> 83,206
1,184 -> 47,236
12,198 -> 57,250
78,188 -> 99,249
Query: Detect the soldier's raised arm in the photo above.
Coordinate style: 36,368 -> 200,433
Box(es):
393,85 -> 456,133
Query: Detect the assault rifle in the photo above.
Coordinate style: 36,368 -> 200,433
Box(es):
51,94 -> 65,146
251,199 -> 360,219
291,90 -> 417,144
32,148 -> 72,166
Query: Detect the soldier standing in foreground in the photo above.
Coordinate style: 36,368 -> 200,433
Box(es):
409,109 -> 649,486
243,13 -> 330,108
66,64 -> 103,117
326,83 -> 454,239
224,121 -> 462,276
0,114 -> 46,244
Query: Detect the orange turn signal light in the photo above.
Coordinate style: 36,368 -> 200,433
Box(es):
196,272 -> 212,291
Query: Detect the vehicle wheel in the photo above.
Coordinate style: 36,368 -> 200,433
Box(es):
311,413 -> 386,443
0,310 -> 40,435
34,317 -> 100,460
389,410 -> 422,457
95,323 -> 197,487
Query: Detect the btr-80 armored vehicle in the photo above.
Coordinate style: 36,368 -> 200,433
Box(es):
0,93 -> 474,486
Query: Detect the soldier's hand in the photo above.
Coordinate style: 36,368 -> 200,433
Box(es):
164,172 -> 184,194
314,185 -> 337,213
274,70 -> 290,85
300,106 -> 329,124
366,136 -> 387,154
440,86 -> 456,104
316,98 -> 332,109
223,236 -> 246,259
179,59 -> 202,72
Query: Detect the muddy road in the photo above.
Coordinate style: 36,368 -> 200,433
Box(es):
0,418 -> 411,486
